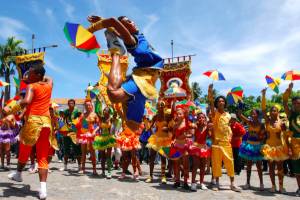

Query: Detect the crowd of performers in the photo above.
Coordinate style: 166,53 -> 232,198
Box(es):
0,15 -> 299,200
1,81 -> 300,197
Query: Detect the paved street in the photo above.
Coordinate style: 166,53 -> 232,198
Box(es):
0,157 -> 299,200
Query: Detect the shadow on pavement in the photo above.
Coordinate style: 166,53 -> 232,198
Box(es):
0,182 -> 38,198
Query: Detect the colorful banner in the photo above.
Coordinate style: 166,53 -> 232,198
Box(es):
96,53 -> 128,106
159,60 -> 192,107
15,52 -> 45,78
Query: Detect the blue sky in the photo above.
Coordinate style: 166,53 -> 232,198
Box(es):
0,0 -> 299,98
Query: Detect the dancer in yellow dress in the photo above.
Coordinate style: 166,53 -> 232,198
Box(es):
145,101 -> 172,184
283,83 -> 300,196
261,88 -> 289,193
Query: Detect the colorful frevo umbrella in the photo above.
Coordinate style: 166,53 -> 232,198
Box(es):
281,70 -> 300,81
203,70 -> 225,81
0,80 -> 9,87
265,75 -> 281,94
226,86 -> 243,105
176,99 -> 196,110
64,22 -> 100,54
158,146 -> 182,160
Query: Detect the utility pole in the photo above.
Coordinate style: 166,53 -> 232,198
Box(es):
171,40 -> 174,62
32,34 -> 35,53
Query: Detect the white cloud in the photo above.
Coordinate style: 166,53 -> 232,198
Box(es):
0,17 -> 30,41
142,14 -> 159,35
59,0 -> 75,19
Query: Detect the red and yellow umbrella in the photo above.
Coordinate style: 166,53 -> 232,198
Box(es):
281,70 -> 300,81
203,70 -> 225,81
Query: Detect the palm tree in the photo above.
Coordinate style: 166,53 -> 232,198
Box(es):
191,82 -> 202,101
0,37 -> 24,101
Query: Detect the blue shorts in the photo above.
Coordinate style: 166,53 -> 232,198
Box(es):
121,77 -> 146,123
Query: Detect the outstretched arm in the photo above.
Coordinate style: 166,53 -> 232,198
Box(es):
261,88 -> 269,123
87,16 -> 136,46
208,84 -> 215,118
237,109 -> 250,125
283,82 -> 293,118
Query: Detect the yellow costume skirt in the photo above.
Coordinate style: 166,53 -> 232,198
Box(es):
20,115 -> 58,150
146,132 -> 172,151
261,144 -> 289,161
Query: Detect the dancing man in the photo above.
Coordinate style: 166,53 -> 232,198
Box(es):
208,84 -> 240,192
4,60 -> 56,199
87,15 -> 164,132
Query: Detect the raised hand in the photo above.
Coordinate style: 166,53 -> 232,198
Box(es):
261,87 -> 267,95
87,15 -> 103,23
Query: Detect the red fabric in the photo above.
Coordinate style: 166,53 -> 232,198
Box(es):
18,128 -> 51,169
230,121 -> 246,148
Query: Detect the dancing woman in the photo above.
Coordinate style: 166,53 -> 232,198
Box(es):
171,105 -> 191,189
77,100 -> 99,175
146,101 -> 172,184
261,88 -> 289,193
237,108 -> 264,190
93,107 -> 116,178
190,112 -> 211,191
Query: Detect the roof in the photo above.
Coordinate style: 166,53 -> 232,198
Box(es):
51,98 -> 86,105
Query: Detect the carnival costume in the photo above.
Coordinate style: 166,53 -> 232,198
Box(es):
77,117 -> 97,144
0,120 -> 19,144
211,111 -> 235,178
147,121 -> 172,151
189,127 -> 211,158
261,122 -> 289,161
289,111 -> 300,174
116,126 -> 141,151
239,125 -> 264,162
93,122 -> 116,150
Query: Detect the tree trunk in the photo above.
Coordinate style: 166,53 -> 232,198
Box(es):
4,67 -> 10,102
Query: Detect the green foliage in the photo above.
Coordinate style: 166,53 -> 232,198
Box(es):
0,37 -> 24,101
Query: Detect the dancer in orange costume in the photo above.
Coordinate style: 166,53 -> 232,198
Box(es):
4,60 -> 56,199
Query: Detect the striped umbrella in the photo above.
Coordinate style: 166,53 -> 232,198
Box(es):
203,70 -> 225,81
281,70 -> 300,81
265,75 -> 281,94
226,86 -> 243,105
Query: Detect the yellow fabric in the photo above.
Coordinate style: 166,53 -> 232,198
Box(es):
212,145 -> 234,177
5,102 -> 22,115
132,69 -> 159,99
213,111 -> 232,144
261,122 -> 289,161
20,115 -> 58,150
290,137 -> 300,160
147,121 -> 172,151
97,54 -> 128,106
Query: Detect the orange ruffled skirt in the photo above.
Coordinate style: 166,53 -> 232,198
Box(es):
116,127 -> 141,151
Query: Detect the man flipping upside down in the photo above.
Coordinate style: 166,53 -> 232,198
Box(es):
87,15 -> 164,132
